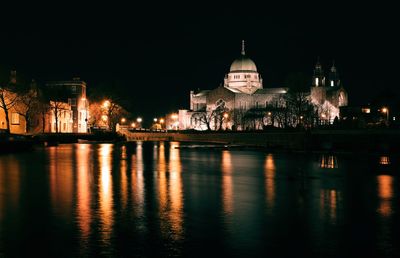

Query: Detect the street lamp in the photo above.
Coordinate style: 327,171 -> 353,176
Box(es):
153,118 -> 158,122
121,117 -> 126,123
103,100 -> 110,108
382,107 -> 389,124
159,118 -> 165,130
136,117 -> 142,129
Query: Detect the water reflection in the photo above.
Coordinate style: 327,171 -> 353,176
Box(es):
168,142 -> 183,240
120,145 -> 128,210
320,189 -> 339,222
379,156 -> 390,165
320,155 -> 338,169
377,175 -> 393,217
264,154 -> 276,210
0,157 -> 21,220
49,147 -> 74,218
221,150 -> 233,215
98,144 -> 114,245
131,142 -> 145,217
76,144 -> 92,243
158,142 -> 168,223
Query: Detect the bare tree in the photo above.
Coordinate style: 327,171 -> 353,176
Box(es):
13,80 -> 41,133
0,70 -> 20,133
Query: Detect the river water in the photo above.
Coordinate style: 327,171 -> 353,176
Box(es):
0,142 -> 399,257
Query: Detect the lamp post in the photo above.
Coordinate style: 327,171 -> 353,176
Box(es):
137,117 -> 142,129
382,107 -> 389,125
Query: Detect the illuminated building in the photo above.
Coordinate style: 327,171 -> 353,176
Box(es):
46,78 -> 89,133
310,59 -> 348,123
178,42 -> 349,130
179,41 -> 288,130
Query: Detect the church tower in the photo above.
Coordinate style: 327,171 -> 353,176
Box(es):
310,58 -> 327,105
328,61 -> 340,87
312,58 -> 325,87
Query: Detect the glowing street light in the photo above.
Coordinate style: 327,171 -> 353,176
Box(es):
382,107 -> 389,123
223,113 -> 229,119
103,100 -> 110,108
153,118 -> 158,122
131,122 -> 136,128
137,117 -> 142,123
120,118 -> 126,123
268,112 -> 272,116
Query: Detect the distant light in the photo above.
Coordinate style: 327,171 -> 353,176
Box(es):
121,118 -> 126,123
171,114 -> 178,120
103,100 -> 110,108
321,114 -> 326,118
362,108 -> 370,114
223,113 -> 229,119
393,117 -> 396,121
137,117 -> 142,123
382,107 -> 388,113
131,122 -> 136,127
268,112 -> 272,116
153,118 -> 158,122
159,118 -> 164,123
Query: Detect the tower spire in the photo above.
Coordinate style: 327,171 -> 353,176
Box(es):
241,40 -> 246,55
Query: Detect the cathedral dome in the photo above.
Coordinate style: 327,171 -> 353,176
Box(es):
229,40 -> 257,72
230,56 -> 257,72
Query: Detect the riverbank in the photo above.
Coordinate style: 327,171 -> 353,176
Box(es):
32,131 -> 126,145
121,129 -> 400,153
1,131 -> 126,153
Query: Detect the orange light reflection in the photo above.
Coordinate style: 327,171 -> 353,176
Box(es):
377,175 -> 393,217
76,144 -> 91,241
221,150 -> 233,214
98,144 -> 113,242
264,154 -> 276,209
168,142 -> 183,240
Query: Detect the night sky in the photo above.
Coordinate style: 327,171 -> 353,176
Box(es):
1,4 -> 398,121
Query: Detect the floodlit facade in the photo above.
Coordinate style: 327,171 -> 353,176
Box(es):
179,41 -> 348,130
310,59 -> 348,122
46,78 -> 89,133
0,91 -> 27,134
179,41 -> 287,130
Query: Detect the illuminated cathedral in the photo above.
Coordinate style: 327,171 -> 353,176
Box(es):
178,41 -> 348,130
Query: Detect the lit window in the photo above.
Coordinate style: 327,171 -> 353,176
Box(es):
362,108 -> 371,114
315,78 -> 319,86
11,113 -> 20,125
331,80 -> 334,86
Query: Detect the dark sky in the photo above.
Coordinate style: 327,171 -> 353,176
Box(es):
1,4 -> 398,121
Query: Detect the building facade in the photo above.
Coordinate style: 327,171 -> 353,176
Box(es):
46,78 -> 89,133
179,41 -> 348,130
179,41 -> 288,130
310,59 -> 348,122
